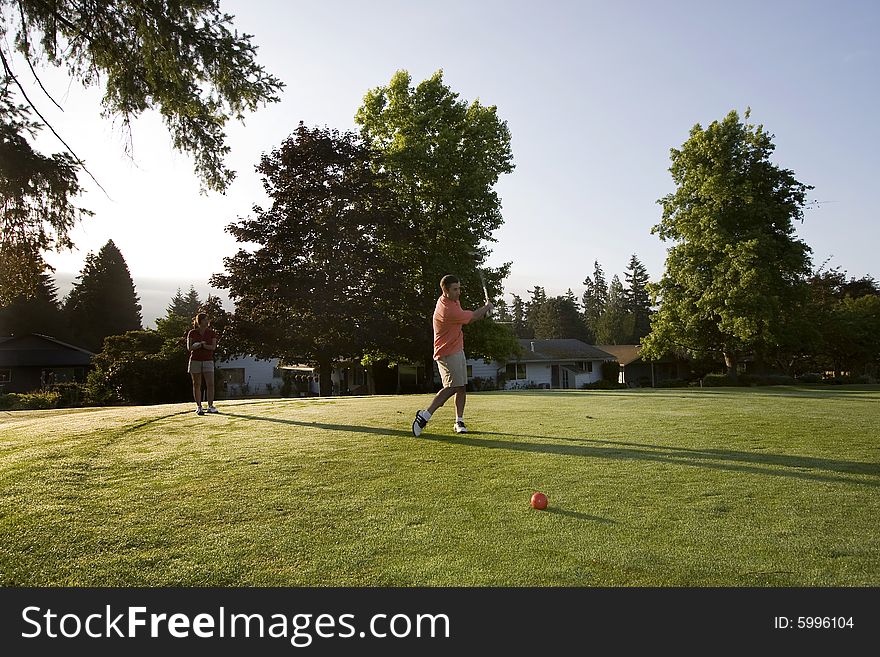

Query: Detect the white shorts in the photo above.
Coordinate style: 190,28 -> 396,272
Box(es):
436,351 -> 467,388
188,360 -> 215,375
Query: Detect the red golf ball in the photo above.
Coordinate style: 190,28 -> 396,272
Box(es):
530,492 -> 548,510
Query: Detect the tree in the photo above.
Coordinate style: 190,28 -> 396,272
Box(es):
154,286 -> 203,345
355,70 -> 515,374
85,329 -> 191,405
0,0 -> 283,302
824,295 -> 880,377
211,124 -> 401,395
0,269 -> 65,337
594,276 -> 634,344
167,287 -> 203,319
511,294 -> 531,339
64,239 -> 142,351
624,254 -> 652,342
581,261 -> 607,342
524,285 -> 547,336
642,109 -> 812,377
795,268 -> 880,377
532,295 -> 589,341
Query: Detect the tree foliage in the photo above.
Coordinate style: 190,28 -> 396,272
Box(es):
211,124 -> 400,394
594,275 -> 634,345
531,295 -> 589,341
0,269 -> 65,337
85,329 -> 190,405
581,261 -> 607,342
154,286 -> 203,347
0,0 -> 283,301
355,70 -> 514,368
642,110 -> 812,375
624,254 -> 652,341
64,239 -> 142,351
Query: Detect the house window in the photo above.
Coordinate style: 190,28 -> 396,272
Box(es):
221,368 -> 246,384
0,369 -> 10,383
506,363 -> 526,380
577,361 -> 593,373
467,365 -> 473,378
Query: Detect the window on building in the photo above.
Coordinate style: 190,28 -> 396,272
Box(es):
0,369 -> 10,383
466,365 -> 473,378
506,363 -> 527,380
577,361 -> 593,373
221,368 -> 246,384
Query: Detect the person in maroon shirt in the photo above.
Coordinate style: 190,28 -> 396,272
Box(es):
187,312 -> 219,415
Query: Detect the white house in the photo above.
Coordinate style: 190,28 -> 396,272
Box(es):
461,339 -> 618,390
217,355 -> 285,397
216,357 -> 366,397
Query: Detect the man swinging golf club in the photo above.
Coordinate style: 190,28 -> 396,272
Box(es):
412,274 -> 493,436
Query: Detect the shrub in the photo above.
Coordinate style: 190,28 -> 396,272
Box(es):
654,378 -> 689,388
702,373 -> 740,387
0,390 -> 61,410
796,372 -> 823,384
738,374 -> 796,386
469,376 -> 498,392
49,382 -> 86,407
581,380 -> 626,390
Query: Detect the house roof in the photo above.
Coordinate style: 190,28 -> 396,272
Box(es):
594,344 -> 642,366
0,334 -> 95,367
514,339 -> 617,362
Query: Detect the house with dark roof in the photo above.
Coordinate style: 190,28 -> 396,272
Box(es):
462,339 -> 618,390
0,334 -> 94,393
595,344 -> 691,387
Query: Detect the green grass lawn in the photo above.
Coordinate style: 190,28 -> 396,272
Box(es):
1,387 -> 878,586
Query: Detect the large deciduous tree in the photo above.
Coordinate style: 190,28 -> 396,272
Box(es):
64,239 -> 142,351
0,0 -> 283,302
642,110 -> 812,377
355,70 -> 515,375
211,124 -> 401,395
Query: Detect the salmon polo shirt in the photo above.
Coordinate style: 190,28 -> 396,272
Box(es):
433,296 -> 474,360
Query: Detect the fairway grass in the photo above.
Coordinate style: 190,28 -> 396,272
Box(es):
1,387 -> 878,586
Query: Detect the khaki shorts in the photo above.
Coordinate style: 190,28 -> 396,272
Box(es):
436,351 -> 467,388
188,360 -> 215,375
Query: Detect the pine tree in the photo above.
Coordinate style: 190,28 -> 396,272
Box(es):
166,286 -> 202,319
155,286 -> 202,341
595,276 -> 635,344
525,286 -> 547,337
64,240 -> 142,351
0,270 -> 66,338
511,294 -> 531,339
582,261 -> 608,342
624,255 -> 652,341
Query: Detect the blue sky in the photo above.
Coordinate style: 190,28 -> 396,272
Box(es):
24,0 -> 879,323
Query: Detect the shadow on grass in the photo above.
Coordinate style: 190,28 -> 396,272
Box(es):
221,413 -> 879,488
486,388 -> 880,402
542,508 -> 617,524
222,412 -> 413,438
446,432 -> 880,488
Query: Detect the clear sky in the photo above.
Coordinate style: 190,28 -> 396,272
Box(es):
20,0 -> 880,324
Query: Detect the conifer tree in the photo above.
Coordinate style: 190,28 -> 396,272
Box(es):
65,240 -> 142,351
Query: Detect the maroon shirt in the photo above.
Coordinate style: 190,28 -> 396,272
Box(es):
187,327 -> 217,361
